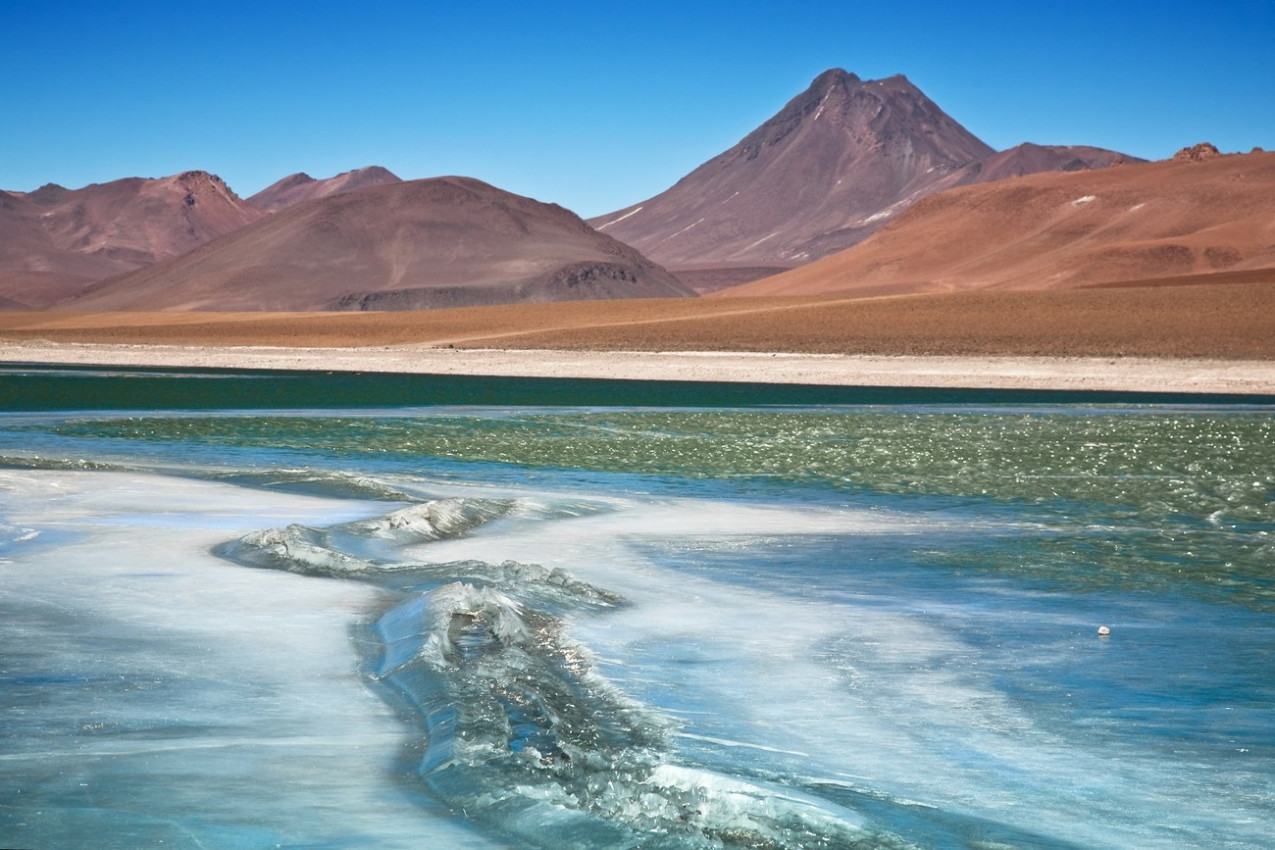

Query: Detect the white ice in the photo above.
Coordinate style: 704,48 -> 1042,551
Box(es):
0,469 -> 502,848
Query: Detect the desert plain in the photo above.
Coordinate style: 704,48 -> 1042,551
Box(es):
3,270 -> 1273,394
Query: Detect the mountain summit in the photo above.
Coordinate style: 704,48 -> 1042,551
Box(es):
0,171 -> 262,308
590,70 -> 1133,289
589,70 -> 994,282
248,166 -> 402,212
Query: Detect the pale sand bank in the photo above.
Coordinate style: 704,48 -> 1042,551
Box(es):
4,341 -> 1274,395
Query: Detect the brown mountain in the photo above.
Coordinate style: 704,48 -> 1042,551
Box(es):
719,148 -> 1275,298
589,70 -> 1138,291
589,70 -> 993,282
965,143 -> 1133,183
248,166 -> 402,213
0,171 -> 262,308
62,176 -> 693,311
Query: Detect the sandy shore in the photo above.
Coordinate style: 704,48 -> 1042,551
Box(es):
3,282 -> 1273,394
5,340 -> 1274,394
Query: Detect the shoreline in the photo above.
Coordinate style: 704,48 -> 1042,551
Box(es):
4,341 -> 1275,395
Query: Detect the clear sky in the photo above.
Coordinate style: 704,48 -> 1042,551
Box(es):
3,0 -> 1272,217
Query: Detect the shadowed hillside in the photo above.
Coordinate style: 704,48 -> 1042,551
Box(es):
0,172 -> 262,308
62,176 -> 693,311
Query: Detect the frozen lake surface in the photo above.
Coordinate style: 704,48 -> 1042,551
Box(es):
2,393 -> 1273,848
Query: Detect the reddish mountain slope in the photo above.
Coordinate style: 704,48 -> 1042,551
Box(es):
719,148 -> 1275,297
63,177 -> 693,311
0,172 -> 262,308
248,166 -> 401,212
589,70 -> 993,276
589,70 -> 1138,290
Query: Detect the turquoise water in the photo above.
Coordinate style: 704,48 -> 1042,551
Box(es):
1,369 -> 1272,848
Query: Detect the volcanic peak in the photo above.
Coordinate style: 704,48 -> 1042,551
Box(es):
589,68 -> 995,276
731,68 -> 974,159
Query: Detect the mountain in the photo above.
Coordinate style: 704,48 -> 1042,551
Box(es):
589,70 -> 993,281
965,143 -> 1132,183
0,72 -> 1146,309
589,69 -> 1138,291
62,176 -> 693,311
248,166 -> 402,212
0,166 -> 403,308
0,171 -> 262,308
719,147 -> 1275,298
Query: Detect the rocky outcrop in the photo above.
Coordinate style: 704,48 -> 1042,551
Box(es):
1173,142 -> 1222,162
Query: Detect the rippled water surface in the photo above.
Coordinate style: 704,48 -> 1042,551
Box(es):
2,377 -> 1272,849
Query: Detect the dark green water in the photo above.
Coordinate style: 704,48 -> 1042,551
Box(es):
4,362 -> 1272,410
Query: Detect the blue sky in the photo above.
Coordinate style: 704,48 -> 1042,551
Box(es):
3,0 -> 1272,217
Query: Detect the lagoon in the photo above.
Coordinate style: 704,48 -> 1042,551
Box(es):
1,368 -> 1272,848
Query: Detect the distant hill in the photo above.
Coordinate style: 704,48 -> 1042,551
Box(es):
966,142 -> 1132,183
0,171 -> 262,308
63,176 -> 693,311
248,166 -> 402,212
719,148 -> 1275,298
590,69 -> 1137,290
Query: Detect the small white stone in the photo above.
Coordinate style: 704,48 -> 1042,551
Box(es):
1098,626 -> 1111,636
